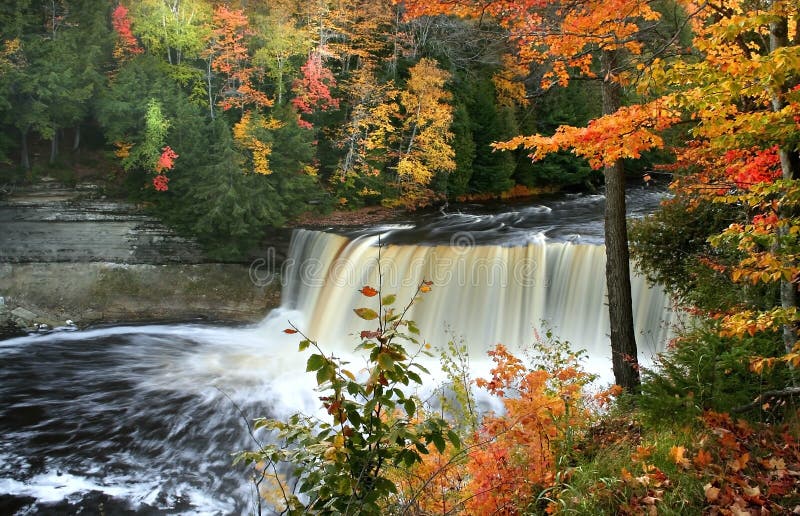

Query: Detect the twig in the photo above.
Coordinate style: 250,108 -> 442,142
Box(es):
731,386 -> 800,413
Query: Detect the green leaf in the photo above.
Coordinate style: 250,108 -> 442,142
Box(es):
316,364 -> 335,384
447,429 -> 461,449
298,339 -> 311,352
404,399 -> 416,417
432,433 -> 446,453
381,294 -> 396,306
347,409 -> 362,427
373,476 -> 398,494
377,352 -> 395,371
354,307 -> 379,320
411,362 -> 431,374
378,396 -> 395,411
346,381 -> 363,396
355,341 -> 376,351
407,370 -> 422,384
408,321 -> 420,334
402,448 -> 420,467
306,353 -> 326,372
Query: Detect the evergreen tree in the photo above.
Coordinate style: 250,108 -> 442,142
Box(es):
466,78 -> 516,194
442,99 -> 475,198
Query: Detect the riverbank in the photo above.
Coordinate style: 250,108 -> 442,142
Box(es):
0,262 -> 280,338
0,179 -> 282,338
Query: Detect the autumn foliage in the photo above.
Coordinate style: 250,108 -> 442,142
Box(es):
291,52 -> 340,129
207,5 -> 271,111
111,5 -> 142,60
152,146 -> 178,191
464,343 -> 595,513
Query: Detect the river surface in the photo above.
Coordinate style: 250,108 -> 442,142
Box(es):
0,188 -> 671,515
329,187 -> 665,245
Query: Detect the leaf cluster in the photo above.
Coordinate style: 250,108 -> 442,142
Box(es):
237,280 -> 458,514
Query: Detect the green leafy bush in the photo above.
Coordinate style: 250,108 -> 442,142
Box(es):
640,323 -> 791,423
236,281 -> 459,514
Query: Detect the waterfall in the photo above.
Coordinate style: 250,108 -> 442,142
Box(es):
272,229 -> 673,377
0,226 -> 675,514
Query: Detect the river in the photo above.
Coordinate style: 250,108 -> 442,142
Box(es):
0,187 -> 673,515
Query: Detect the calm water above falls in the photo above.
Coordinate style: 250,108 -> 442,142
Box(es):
0,188 -> 674,515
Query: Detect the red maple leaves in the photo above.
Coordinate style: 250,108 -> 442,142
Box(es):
153,146 -> 178,192
111,5 -> 142,60
723,146 -> 782,189
292,53 -> 339,128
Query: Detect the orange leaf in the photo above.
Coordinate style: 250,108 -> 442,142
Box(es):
729,452 -> 750,472
694,449 -> 713,469
632,445 -> 654,462
420,284 -> 432,293
620,467 -> 634,483
669,445 -> 690,468
284,328 -> 298,334
359,286 -> 378,297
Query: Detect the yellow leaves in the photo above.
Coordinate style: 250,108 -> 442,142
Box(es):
669,445 -> 691,469
720,306 -> 798,339
114,141 -> 132,159
395,58 -> 455,206
492,54 -> 529,107
233,111 -> 283,175
1,37 -> 21,58
751,349 -> 800,373
397,157 -> 432,184
232,112 -> 250,142
250,138 -> 273,175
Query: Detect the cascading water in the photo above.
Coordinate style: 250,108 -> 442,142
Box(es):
0,189 -> 675,515
281,229 -> 672,370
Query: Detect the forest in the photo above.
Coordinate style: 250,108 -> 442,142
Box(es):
1,0 -> 799,514
0,0 -> 603,259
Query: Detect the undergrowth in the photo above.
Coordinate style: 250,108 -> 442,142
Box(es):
237,281 -> 800,515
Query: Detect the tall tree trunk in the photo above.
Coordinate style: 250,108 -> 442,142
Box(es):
50,129 -> 59,164
206,58 -> 215,120
72,125 -> 81,152
602,49 -> 640,392
769,12 -> 799,355
20,128 -> 30,170
276,57 -> 284,105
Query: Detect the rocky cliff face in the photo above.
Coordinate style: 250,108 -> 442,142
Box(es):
0,180 -> 281,337
0,181 -> 205,264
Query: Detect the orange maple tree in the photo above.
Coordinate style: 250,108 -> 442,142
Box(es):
643,1 -> 800,370
401,0 -> 686,392
205,5 -> 271,112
